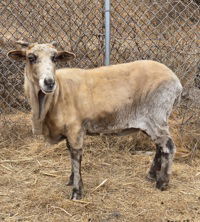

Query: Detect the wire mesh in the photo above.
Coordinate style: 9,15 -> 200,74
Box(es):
110,0 -> 200,150
0,0 -> 200,147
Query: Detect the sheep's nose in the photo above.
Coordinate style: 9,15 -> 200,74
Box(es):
44,78 -> 55,88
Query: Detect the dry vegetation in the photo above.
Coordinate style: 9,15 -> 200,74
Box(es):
0,112 -> 200,222
0,0 -> 200,221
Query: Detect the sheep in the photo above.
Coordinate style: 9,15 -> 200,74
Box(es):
8,41 -> 183,200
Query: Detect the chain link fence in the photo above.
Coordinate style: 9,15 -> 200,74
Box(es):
0,0 -> 200,148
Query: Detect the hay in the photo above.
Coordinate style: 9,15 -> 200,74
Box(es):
0,113 -> 200,221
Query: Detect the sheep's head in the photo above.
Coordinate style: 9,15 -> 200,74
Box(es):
8,41 -> 75,94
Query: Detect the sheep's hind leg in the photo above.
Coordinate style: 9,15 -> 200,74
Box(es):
144,121 -> 176,190
147,144 -> 162,181
155,137 -> 175,191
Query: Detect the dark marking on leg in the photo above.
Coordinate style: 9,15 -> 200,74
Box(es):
71,188 -> 82,200
156,137 -> 175,191
65,128 -> 84,199
66,138 -> 71,151
66,139 -> 74,186
70,148 -> 83,200
166,138 -> 174,153
147,144 -> 162,181
66,172 -> 74,186
156,153 -> 170,191
70,149 -> 82,162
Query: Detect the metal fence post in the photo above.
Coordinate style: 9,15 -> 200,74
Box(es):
104,0 -> 111,66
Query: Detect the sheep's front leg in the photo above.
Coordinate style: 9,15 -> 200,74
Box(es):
66,128 -> 84,200
69,147 -> 83,200
66,140 -> 74,186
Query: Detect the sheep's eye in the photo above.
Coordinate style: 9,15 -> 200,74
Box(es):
51,54 -> 57,63
28,54 -> 37,63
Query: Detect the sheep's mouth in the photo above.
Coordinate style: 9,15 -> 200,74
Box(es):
41,88 -> 54,94
38,90 -> 46,119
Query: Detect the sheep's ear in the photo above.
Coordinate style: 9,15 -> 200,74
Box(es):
16,40 -> 29,48
51,41 -> 58,47
7,50 -> 26,61
56,51 -> 75,62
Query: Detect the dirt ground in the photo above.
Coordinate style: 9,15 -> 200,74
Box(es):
0,114 -> 200,222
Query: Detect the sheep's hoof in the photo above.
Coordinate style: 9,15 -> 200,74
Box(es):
156,179 -> 169,191
71,188 -> 82,200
